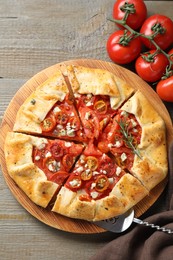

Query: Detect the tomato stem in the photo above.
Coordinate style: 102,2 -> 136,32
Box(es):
108,17 -> 173,77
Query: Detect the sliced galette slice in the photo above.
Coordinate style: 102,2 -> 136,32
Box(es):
13,70 -> 87,142
98,91 -> 168,191
4,132 -> 84,208
52,142 -> 148,221
60,65 -> 135,140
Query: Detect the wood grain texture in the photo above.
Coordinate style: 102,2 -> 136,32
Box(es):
0,1 -> 172,259
0,59 -> 172,234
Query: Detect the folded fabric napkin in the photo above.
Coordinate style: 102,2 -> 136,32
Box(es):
90,142 -> 173,260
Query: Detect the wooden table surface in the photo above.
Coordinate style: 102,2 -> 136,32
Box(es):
0,1 -> 173,259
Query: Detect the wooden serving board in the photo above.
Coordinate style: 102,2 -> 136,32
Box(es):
0,59 -> 173,234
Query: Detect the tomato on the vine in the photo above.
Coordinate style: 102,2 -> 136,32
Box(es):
140,14 -> 173,50
135,50 -> 169,82
113,0 -> 147,30
106,30 -> 142,64
156,76 -> 173,102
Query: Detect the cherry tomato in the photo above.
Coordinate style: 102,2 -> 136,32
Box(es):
156,76 -> 173,102
79,107 -> 100,139
168,49 -> 173,70
79,194 -> 92,202
86,156 -> 98,171
43,157 -> 60,172
135,50 -> 169,82
140,14 -> 173,50
40,116 -> 56,132
66,175 -> 82,191
107,30 -> 142,64
113,0 -> 147,30
55,111 -> 69,125
98,141 -> 110,153
68,117 -> 80,131
49,171 -> 69,184
49,142 -> 64,159
94,100 -> 107,114
62,154 -> 74,171
81,170 -> 93,181
95,175 -> 109,192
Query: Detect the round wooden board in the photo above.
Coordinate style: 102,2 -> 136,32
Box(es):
0,59 -> 173,234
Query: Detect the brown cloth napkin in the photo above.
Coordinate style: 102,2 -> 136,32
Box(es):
90,142 -> 173,260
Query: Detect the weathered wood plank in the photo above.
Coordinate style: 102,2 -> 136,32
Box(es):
0,1 -> 172,259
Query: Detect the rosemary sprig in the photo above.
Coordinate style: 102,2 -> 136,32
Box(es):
117,119 -> 142,159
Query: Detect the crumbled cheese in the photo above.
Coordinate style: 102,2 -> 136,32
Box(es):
65,142 -> 72,147
108,132 -> 113,137
130,119 -> 137,127
84,111 -> 91,120
35,155 -> 40,161
108,177 -> 114,184
93,171 -> 100,176
85,101 -> 93,107
57,124 -> 63,129
121,153 -> 127,162
59,129 -> 66,136
90,191 -> 99,199
108,143 -> 112,148
53,106 -> 61,113
91,183 -> 96,189
85,169 -> 91,174
133,128 -> 138,132
45,151 -> 52,158
67,128 -> 75,137
102,118 -> 108,126
114,140 -> 121,148
71,112 -> 75,116
87,94 -> 92,99
76,166 -> 84,173
69,179 -> 80,187
102,170 -> 107,175
74,93 -> 81,98
116,166 -> 122,176
121,111 -> 128,116
37,142 -> 46,150
102,153 -> 107,159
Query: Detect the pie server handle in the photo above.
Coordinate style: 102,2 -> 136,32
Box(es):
94,209 -> 173,234
133,218 -> 173,234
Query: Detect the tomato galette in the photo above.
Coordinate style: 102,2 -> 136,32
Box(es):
4,65 -> 168,221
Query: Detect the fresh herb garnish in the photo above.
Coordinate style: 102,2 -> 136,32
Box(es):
117,118 -> 142,159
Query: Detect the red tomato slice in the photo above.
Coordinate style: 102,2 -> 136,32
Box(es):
79,107 -> 100,139
95,175 -> 109,192
65,175 -> 82,191
62,154 -> 74,171
55,111 -> 69,125
49,142 -> 64,159
79,194 -> 92,202
94,100 -> 107,114
84,142 -> 102,157
68,117 -> 80,131
49,171 -> 69,185
40,116 -> 56,132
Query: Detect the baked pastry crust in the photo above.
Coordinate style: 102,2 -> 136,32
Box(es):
121,91 -> 168,190
4,132 -> 59,208
52,173 -> 148,221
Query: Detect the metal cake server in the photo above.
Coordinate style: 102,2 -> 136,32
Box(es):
94,208 -> 173,234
